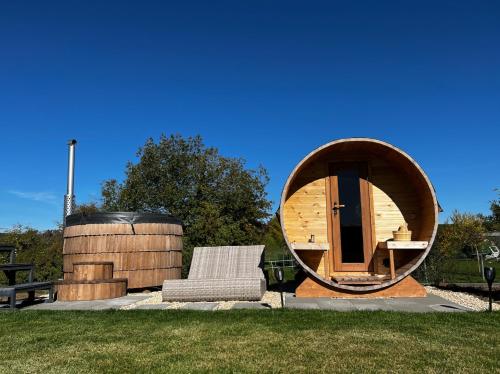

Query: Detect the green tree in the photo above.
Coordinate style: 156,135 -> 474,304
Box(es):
442,211 -> 485,257
422,211 -> 486,284
481,190 -> 500,232
101,134 -> 272,276
0,226 -> 63,283
262,215 -> 287,259
74,202 -> 101,215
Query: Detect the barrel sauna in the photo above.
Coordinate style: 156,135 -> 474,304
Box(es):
62,212 -> 183,292
280,138 -> 439,298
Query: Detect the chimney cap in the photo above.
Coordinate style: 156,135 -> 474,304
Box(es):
68,139 -> 77,145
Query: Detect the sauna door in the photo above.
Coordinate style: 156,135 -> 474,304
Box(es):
328,162 -> 373,272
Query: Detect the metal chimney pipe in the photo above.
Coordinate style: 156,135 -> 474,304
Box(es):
63,139 -> 77,226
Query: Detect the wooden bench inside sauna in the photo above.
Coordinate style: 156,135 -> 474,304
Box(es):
57,212 -> 183,301
280,138 -> 439,298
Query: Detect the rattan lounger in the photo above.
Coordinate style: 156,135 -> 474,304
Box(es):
162,245 -> 266,302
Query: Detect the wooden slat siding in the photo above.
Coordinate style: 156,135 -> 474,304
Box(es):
63,223 -> 183,238
63,235 -> 183,254
284,157 -> 424,277
359,164 -> 374,271
114,268 -> 181,288
283,160 -> 329,275
71,262 -> 114,281
296,275 -> 427,298
395,255 -> 421,275
291,243 -> 329,250
325,166 -> 333,277
419,191 -> 437,241
379,241 -> 428,249
56,279 -> 127,301
63,251 -> 182,272
63,221 -> 183,289
283,162 -> 328,244
334,275 -> 388,285
299,251 -> 327,277
64,251 -> 182,271
337,280 -> 382,285
133,223 -> 183,236
63,224 -> 133,237
370,159 -> 425,271
371,164 -> 420,244
63,268 -> 181,289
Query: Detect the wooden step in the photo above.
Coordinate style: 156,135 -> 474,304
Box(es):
56,278 -> 127,301
70,261 -> 114,281
333,275 -> 390,285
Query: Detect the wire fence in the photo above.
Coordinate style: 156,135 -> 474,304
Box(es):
265,256 -> 297,271
414,255 -> 500,285
265,238 -> 500,285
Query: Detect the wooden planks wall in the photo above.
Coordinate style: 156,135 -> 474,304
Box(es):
71,262 -> 114,281
283,161 -> 328,244
370,160 -> 421,243
298,251 -> 327,277
283,161 -> 329,274
283,157 -> 431,277
63,251 -> 182,272
56,279 -> 127,301
63,223 -> 183,238
63,235 -> 183,254
63,222 -> 183,289
370,160 -> 425,273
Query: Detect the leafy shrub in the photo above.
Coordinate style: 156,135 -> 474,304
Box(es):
0,226 -> 63,284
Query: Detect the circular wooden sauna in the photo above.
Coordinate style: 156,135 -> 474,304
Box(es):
62,212 -> 183,290
280,138 -> 439,292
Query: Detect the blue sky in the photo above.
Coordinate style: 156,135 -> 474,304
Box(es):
0,1 -> 498,230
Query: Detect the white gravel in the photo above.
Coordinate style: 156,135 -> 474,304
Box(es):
121,291 -> 283,310
121,288 -> 498,312
425,286 -> 499,312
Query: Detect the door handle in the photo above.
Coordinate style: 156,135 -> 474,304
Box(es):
332,202 -> 346,215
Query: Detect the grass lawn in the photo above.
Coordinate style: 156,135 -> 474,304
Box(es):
1,310 -> 499,373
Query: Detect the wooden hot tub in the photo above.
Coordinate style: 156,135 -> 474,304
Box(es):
58,212 -> 183,300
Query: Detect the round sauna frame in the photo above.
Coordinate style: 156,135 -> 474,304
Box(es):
63,212 -> 183,289
280,138 -> 439,291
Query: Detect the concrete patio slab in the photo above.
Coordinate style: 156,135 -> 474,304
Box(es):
285,296 -> 324,310
14,292 -> 470,312
284,294 -> 470,312
315,299 -> 355,311
232,302 -> 270,310
23,295 -> 150,311
429,304 -> 466,312
179,302 -> 218,311
133,304 -> 171,310
354,303 -> 394,311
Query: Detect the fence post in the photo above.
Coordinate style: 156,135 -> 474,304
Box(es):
423,259 -> 429,284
